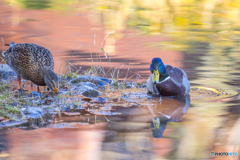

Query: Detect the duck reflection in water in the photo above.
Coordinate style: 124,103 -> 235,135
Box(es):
147,95 -> 190,138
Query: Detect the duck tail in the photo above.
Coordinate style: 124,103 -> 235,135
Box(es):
2,50 -> 6,57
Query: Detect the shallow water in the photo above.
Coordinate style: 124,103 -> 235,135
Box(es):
0,1 -> 240,160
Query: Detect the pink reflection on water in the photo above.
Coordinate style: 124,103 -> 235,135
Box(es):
7,124 -> 105,160
0,2 -> 183,79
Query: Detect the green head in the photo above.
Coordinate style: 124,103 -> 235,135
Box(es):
150,58 -> 169,84
43,68 -> 59,94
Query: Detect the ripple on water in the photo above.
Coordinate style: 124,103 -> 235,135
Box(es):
118,86 -> 237,103
190,86 -> 238,101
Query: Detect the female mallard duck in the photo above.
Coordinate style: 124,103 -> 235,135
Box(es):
147,58 -> 190,96
2,42 -> 58,93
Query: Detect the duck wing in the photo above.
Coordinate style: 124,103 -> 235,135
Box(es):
4,43 -> 34,75
21,43 -> 54,70
165,64 -> 185,86
165,64 -> 190,94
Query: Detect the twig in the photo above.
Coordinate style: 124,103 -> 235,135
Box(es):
1,36 -> 5,51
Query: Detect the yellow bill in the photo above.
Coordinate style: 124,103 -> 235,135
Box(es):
53,87 -> 58,94
153,118 -> 160,129
152,69 -> 160,84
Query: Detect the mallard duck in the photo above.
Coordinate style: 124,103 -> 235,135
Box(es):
147,58 -> 190,96
2,42 -> 58,93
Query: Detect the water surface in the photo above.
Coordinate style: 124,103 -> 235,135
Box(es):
0,1 -> 240,160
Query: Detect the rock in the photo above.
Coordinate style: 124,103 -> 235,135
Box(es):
0,117 -> 4,121
94,79 -> 108,87
0,120 -> 27,128
92,97 -> 106,103
62,112 -> 81,116
75,82 -> 97,89
125,82 -> 135,88
99,77 -> 112,83
81,86 -> 100,97
0,64 -> 16,79
28,91 -> 41,97
62,86 -> 68,91
21,107 -> 44,119
9,103 -> 18,106
44,99 -> 53,105
73,82 -> 101,97
68,76 -> 110,87
15,89 -> 27,96
68,76 -> 89,84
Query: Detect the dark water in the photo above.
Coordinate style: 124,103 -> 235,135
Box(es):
0,1 -> 240,160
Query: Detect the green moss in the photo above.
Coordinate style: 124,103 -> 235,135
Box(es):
0,82 -> 8,92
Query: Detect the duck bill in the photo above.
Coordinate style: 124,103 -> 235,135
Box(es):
53,87 -> 58,94
152,118 -> 160,129
152,70 -> 160,84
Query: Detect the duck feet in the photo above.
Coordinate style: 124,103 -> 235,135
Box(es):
17,76 -> 23,89
37,85 -> 40,93
16,88 -> 27,96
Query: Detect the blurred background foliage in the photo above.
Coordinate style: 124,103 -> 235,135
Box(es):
4,0 -> 240,48
4,0 -> 240,87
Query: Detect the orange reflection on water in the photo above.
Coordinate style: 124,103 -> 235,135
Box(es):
7,124 -> 105,160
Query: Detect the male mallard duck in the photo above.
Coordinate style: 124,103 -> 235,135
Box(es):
147,58 -> 190,96
2,42 -> 58,93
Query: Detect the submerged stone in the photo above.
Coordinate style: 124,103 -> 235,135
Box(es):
21,107 -> 44,119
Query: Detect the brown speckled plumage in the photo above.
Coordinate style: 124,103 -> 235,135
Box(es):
4,43 -> 54,86
2,42 -> 58,94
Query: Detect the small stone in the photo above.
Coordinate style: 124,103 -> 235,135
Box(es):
62,86 -> 68,91
92,97 -> 106,103
125,82 -> 134,88
44,99 -> 53,105
21,107 -> 44,119
15,88 -> 27,96
28,91 -> 41,97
